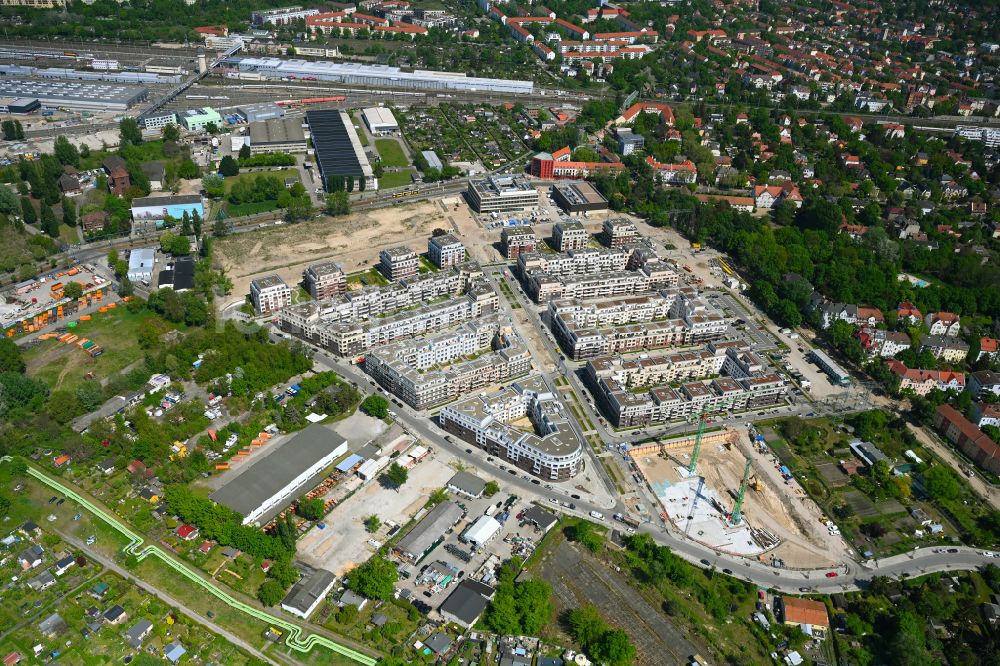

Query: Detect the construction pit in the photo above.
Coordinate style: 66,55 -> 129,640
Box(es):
630,427 -> 843,568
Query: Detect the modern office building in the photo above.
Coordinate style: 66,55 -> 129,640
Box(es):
141,112 -> 177,131
551,181 -> 609,214
467,175 -> 539,213
379,246 -> 419,280
303,261 -> 346,300
361,106 -> 398,135
307,109 -> 376,191
226,57 -> 533,94
178,107 -> 222,132
250,275 -> 292,315
553,221 -> 589,252
615,129 -> 645,155
247,116 -> 308,154
428,233 -> 465,269
500,226 -> 536,260
440,376 -> 585,480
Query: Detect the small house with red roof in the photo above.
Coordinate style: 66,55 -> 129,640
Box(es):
175,524 -> 199,541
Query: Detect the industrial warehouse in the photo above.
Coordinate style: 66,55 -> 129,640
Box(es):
223,57 -> 534,94
306,109 -> 377,191
0,78 -> 148,111
209,424 -> 348,526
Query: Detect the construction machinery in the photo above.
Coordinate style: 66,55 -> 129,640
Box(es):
688,406 -> 709,476
730,457 -> 752,526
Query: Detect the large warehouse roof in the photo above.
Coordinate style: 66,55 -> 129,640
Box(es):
396,500 -> 464,561
306,109 -> 373,182
228,57 -> 533,94
0,77 -> 147,110
210,424 -> 347,523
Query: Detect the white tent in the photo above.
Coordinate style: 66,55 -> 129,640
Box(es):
462,515 -> 501,547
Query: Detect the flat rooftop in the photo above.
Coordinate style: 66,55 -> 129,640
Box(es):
249,116 -> 306,145
307,109 -> 372,180
210,424 -> 347,519
554,181 -> 608,207
0,78 -> 146,107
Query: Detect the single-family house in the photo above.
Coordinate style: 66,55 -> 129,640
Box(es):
103,604 -> 127,625
18,544 -> 44,570
125,618 -> 154,649
53,554 -> 76,576
780,596 -> 829,638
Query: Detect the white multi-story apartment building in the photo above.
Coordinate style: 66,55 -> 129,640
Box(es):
303,260 -> 346,300
440,377 -> 584,480
379,246 -> 419,281
249,275 -> 292,315
364,317 -> 532,409
428,233 -> 465,269
251,6 -> 320,25
553,221 -> 589,252
467,175 -> 539,213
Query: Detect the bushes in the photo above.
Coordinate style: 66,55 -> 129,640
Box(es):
567,605 -> 636,666
238,152 -> 296,168
360,395 -> 389,418
483,557 -> 552,636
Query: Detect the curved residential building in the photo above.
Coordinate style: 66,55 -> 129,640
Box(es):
439,377 -> 584,480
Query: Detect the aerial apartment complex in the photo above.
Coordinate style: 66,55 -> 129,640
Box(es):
364,316 -> 532,409
303,261 -> 346,300
279,261 -> 499,356
550,287 -> 728,360
440,377 -> 585,480
586,341 -> 788,427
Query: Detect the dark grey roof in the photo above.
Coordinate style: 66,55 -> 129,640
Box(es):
103,604 -> 126,622
425,632 -> 453,654
437,579 -> 494,626
210,424 -> 347,521
307,109 -> 370,179
125,618 -> 153,647
281,568 -> 336,614
447,471 -> 486,497
395,501 -> 464,560
521,505 -> 558,532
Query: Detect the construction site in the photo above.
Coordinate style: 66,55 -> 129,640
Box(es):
629,422 -> 843,568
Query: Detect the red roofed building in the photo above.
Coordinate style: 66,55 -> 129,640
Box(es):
979,337 -> 999,362
3,652 -> 22,666
530,149 -> 625,179
127,460 -> 146,475
780,597 -> 829,637
886,360 -> 965,395
753,182 -> 802,210
646,156 -> 697,184
175,524 -> 199,541
897,301 -> 922,325
194,25 -> 228,37
924,311 -> 961,337
615,101 -> 675,126
935,404 -> 1000,476
553,18 -> 588,39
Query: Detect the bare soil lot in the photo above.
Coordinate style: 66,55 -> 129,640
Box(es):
215,199 -> 447,299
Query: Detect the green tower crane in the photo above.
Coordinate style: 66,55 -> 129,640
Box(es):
687,407 -> 708,476
730,457 -> 753,526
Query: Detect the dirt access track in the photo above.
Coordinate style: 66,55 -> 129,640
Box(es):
214,199 -> 452,300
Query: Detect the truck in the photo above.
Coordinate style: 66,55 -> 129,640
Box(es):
614,513 -> 640,528
286,384 -> 301,396
589,510 -> 604,521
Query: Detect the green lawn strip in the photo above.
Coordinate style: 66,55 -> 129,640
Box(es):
374,139 -> 408,168
224,169 -> 299,192
378,169 -> 416,190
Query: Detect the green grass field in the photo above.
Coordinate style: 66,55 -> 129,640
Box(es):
223,168 -> 299,192
374,139 -> 408,168
378,169 -> 415,190
22,307 -> 173,394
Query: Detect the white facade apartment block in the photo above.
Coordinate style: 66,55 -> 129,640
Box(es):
428,233 -> 465,269
250,275 -> 292,315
